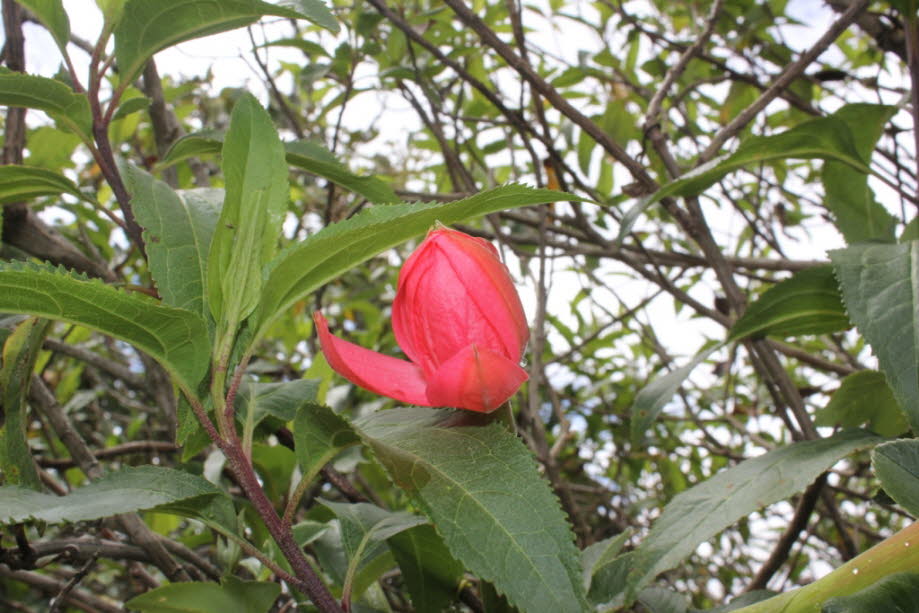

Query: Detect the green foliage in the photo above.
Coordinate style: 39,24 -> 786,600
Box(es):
729,266 -> 850,341
0,71 -> 92,142
821,573 -> 919,613
389,524 -> 465,612
357,407 -> 587,613
293,401 -> 359,485
126,577 -> 281,613
872,440 -> 919,517
815,371 -> 908,437
0,165 -> 88,204
14,0 -> 70,53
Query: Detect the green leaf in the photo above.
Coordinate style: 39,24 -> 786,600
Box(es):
637,587 -> 688,613
161,133 -> 398,204
112,95 -> 151,120
0,318 -> 50,489
617,110 -> 871,241
236,378 -> 320,425
293,402 -> 359,485
582,531 -> 630,593
255,184 -> 587,338
285,140 -> 398,203
822,573 -> 919,613
0,261 -> 209,389
0,71 -> 92,142
126,577 -> 280,613
729,265 -> 850,341
830,242 -> 919,432
630,344 -> 721,446
873,440 -> 919,517
0,165 -> 88,205
0,466 -> 232,525
815,371 -> 908,437
123,165 -> 220,317
207,93 -> 288,330
13,0 -> 70,53
821,104 -> 897,244
389,524 -> 465,613
113,0 -> 338,85
356,407 -> 587,613
588,429 -> 881,607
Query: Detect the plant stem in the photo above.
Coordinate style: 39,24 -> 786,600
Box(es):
904,10 -> 919,192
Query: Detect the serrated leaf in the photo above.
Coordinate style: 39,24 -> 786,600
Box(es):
630,343 -> 721,446
0,318 -> 50,489
113,0 -> 338,85
830,242 -> 919,432
0,261 -> 209,389
389,524 -> 464,613
821,104 -> 897,244
729,265 -> 850,341
815,371 -> 907,437
0,71 -> 92,142
293,402 -> 359,485
617,109 -> 871,241
582,531 -> 630,592
12,0 -> 70,52
589,430 -> 881,607
0,165 -> 88,204
873,440 -> 919,517
207,93 -> 288,331
126,577 -> 280,613
123,164 -> 219,317
356,407 -> 587,613
0,466 -> 232,526
254,184 -> 587,338
160,132 -> 398,204
821,572 -> 919,613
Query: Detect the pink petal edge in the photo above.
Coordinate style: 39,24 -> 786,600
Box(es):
425,344 -> 529,413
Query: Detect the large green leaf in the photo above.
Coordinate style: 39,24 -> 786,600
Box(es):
821,104 -> 897,244
815,371 -> 907,437
0,318 -> 50,489
14,0 -> 70,52
729,265 -> 850,341
0,71 -> 92,142
113,0 -> 338,85
830,242 -> 919,432
123,164 -> 220,317
160,132 -> 399,204
126,577 -> 280,613
618,108 -> 871,241
293,402 -> 359,486
0,261 -> 209,389
254,184 -> 585,338
389,524 -> 465,613
0,165 -> 88,204
822,573 -> 919,613
589,430 -> 881,607
356,407 -> 587,613
872,440 -> 919,517
0,466 -> 233,527
207,93 -> 288,330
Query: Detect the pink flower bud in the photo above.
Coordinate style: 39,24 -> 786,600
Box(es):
314,227 -> 528,413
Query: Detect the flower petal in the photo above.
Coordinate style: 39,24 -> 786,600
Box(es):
313,312 -> 431,406
425,344 -> 528,413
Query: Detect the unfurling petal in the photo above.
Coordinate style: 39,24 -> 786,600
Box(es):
313,312 -> 431,407
425,344 -> 529,413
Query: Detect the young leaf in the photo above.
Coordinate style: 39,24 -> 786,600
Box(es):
0,71 -> 92,142
122,164 -> 219,317
126,577 -> 281,613
113,0 -> 339,84
293,402 -> 359,485
821,104 -> 897,244
821,573 -> 919,613
356,406 -> 588,613
617,108 -> 871,241
207,93 -> 288,330
14,0 -> 71,53
815,371 -> 908,437
872,440 -> 919,517
728,265 -> 850,341
254,184 -> 587,339
389,524 -> 465,613
0,165 -> 88,204
236,378 -> 320,425
589,429 -> 881,607
0,318 -> 50,490
0,466 -> 233,526
830,242 -> 919,432
0,261 -> 209,389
